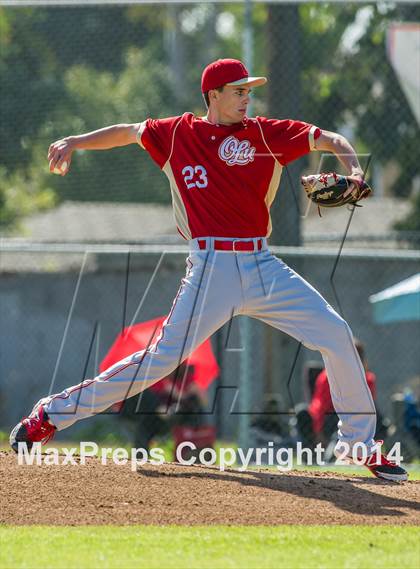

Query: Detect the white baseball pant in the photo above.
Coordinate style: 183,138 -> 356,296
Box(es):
43,237 -> 376,455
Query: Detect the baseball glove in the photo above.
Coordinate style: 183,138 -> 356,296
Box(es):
301,172 -> 372,210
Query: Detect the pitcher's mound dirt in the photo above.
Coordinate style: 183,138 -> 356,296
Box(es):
1,451 -> 419,526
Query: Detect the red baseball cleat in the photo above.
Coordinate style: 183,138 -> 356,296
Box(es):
363,448 -> 408,482
10,403 -> 56,453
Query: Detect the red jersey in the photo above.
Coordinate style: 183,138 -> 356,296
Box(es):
309,369 -> 376,435
138,113 -> 320,239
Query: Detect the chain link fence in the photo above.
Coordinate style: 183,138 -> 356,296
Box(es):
1,2 -> 419,459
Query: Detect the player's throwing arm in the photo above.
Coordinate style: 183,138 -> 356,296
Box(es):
47,123 -> 142,175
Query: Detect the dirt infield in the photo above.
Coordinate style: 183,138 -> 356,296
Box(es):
1,451 -> 419,526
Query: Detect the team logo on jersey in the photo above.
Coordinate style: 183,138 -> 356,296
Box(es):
218,136 -> 256,166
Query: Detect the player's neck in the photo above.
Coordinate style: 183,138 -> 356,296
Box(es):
205,110 -> 239,126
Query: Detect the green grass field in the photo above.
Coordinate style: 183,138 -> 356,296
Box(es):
1,526 -> 419,569
2,433 -> 419,568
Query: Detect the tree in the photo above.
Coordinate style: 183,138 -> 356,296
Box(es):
300,3 -> 420,197
0,5 -> 174,228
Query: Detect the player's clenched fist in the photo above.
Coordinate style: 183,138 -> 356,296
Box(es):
48,138 -> 74,176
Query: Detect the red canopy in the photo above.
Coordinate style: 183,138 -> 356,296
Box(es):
100,317 -> 219,390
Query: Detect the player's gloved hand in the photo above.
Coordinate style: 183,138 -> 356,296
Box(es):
346,174 -> 372,200
48,137 -> 74,176
301,172 -> 372,209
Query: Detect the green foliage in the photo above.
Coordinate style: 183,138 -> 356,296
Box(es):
395,192 -> 420,232
0,166 -> 56,230
0,6 -> 174,227
34,47 -> 175,203
393,191 -> 420,247
300,3 -> 420,198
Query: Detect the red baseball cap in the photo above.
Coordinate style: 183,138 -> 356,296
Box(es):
201,58 -> 267,93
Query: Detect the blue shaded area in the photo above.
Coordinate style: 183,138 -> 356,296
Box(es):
372,292 -> 420,324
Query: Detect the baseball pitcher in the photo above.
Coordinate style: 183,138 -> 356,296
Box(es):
10,59 -> 406,481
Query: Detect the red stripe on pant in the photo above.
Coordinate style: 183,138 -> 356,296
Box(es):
48,258 -> 195,407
